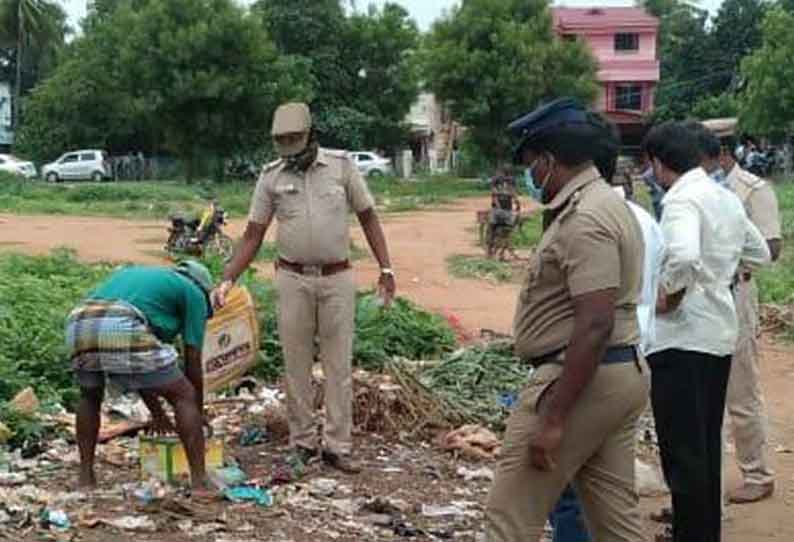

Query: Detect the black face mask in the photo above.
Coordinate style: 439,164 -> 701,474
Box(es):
284,132 -> 319,172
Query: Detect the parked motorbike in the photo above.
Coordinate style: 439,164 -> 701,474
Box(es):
165,201 -> 234,261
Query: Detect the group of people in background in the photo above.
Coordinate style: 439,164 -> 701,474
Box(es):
107,151 -> 147,181
484,98 -> 780,542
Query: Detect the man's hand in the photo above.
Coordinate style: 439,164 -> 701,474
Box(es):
529,418 -> 563,471
211,280 -> 234,310
148,413 -> 176,436
378,271 -> 396,307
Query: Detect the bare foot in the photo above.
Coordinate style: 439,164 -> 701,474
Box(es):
78,472 -> 97,490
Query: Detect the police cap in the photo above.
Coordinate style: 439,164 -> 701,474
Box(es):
508,97 -> 590,163
272,102 -> 313,136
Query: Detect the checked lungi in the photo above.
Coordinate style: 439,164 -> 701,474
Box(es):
66,300 -> 179,375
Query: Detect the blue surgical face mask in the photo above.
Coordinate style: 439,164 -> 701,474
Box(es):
523,158 -> 549,202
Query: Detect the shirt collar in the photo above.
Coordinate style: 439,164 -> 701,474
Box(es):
314,148 -> 329,168
726,163 -> 741,189
661,167 -> 708,202
544,166 -> 602,211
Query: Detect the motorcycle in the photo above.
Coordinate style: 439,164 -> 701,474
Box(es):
165,202 -> 234,261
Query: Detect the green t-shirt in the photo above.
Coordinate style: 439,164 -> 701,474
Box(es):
90,266 -> 209,348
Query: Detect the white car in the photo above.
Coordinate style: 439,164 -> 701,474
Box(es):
42,149 -> 111,183
351,151 -> 393,177
0,154 -> 37,179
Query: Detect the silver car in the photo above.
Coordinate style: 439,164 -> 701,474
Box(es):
351,151 -> 393,177
0,154 -> 37,179
42,149 -> 110,182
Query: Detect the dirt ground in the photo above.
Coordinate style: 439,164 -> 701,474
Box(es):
1,198 -> 793,541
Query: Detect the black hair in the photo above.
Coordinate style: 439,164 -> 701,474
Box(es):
683,120 -> 721,160
642,121 -> 702,175
525,112 -> 619,169
592,114 -> 621,183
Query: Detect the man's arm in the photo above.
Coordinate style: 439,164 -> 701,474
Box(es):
656,199 -> 701,313
211,219 -> 270,309
184,345 -> 204,416
530,289 -> 615,471
740,217 -> 771,271
356,208 -> 396,305
223,219 -> 270,283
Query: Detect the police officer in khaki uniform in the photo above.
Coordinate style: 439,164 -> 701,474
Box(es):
703,119 -> 782,504
212,103 -> 396,473
484,98 -> 648,542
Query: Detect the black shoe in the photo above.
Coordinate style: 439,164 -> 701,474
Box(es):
321,450 -> 362,474
289,446 -> 317,466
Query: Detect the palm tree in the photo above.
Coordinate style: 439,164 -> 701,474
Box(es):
0,0 -> 66,129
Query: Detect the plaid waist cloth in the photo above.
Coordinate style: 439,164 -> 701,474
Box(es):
66,300 -> 179,374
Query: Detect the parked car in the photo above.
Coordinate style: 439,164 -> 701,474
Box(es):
351,151 -> 393,177
42,150 -> 111,182
0,154 -> 37,179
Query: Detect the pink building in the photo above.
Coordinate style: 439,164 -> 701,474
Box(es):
552,7 -> 660,140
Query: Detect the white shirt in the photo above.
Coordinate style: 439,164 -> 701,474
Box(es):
648,168 -> 770,357
627,200 -> 665,354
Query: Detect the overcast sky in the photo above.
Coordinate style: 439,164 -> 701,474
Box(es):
61,0 -> 724,31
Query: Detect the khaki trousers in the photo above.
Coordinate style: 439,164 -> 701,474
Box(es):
485,360 -> 650,542
276,268 -> 355,455
726,278 -> 774,486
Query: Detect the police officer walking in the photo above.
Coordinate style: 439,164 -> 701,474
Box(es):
704,119 -> 782,504
484,98 -> 648,542
212,103 -> 395,474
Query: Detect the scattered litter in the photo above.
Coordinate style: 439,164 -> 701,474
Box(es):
438,425 -> 501,460
224,486 -> 273,507
9,387 -> 40,415
122,480 -> 167,505
421,503 -> 466,518
239,427 -> 269,447
0,472 -> 28,486
775,445 -> 793,454
178,520 -> 226,536
103,515 -> 157,532
41,508 -> 70,530
209,466 -> 248,490
309,478 -> 338,498
106,395 -> 149,422
635,458 -> 668,497
329,498 -> 358,515
457,465 -> 495,482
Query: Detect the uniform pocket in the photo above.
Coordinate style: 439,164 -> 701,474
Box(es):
317,184 -> 346,211
518,363 -> 565,414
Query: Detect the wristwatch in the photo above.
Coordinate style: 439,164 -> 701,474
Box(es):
380,268 -> 395,277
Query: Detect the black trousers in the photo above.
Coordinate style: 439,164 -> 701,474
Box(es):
647,349 -> 732,542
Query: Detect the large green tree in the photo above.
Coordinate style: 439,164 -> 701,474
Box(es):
640,0 -> 713,120
422,0 -> 598,161
739,7 -> 794,136
16,0 -> 310,180
252,0 -> 420,151
0,0 -> 68,128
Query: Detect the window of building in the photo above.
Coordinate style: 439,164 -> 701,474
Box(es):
615,33 -> 640,52
615,85 -> 643,111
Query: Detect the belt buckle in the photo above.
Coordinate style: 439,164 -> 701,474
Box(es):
303,264 -> 323,277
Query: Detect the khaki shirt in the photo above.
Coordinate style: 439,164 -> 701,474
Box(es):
248,149 -> 375,264
726,164 -> 782,240
513,167 -> 644,360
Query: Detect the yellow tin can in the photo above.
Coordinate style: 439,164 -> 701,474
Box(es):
139,434 -> 224,484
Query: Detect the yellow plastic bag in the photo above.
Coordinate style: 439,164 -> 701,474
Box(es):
201,286 -> 260,395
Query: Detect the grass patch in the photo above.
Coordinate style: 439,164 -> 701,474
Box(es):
512,214 -> 543,249
370,174 -> 489,212
0,171 -> 489,220
447,254 -> 515,283
757,180 -> 794,305
0,249 -> 455,418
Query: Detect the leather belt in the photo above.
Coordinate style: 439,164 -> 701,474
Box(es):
277,258 -> 351,277
530,345 -> 639,368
